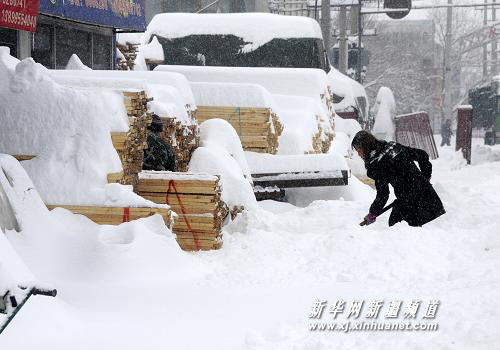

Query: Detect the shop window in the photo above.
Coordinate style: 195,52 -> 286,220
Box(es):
32,19 -> 113,70
93,33 -> 112,70
32,24 -> 54,68
55,26 -> 91,69
0,28 -> 17,57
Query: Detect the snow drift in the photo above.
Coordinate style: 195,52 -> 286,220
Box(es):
0,50 -> 153,207
189,119 -> 257,211
50,69 -> 197,125
372,86 -> 396,141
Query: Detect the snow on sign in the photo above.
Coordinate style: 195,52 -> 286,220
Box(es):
0,0 -> 39,32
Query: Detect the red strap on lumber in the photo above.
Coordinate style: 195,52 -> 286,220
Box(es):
166,180 -> 201,250
122,207 -> 130,223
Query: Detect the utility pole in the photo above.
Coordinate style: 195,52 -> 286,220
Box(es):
492,0 -> 498,74
339,6 -> 348,74
321,0 -> 332,54
484,0 -> 489,77
443,0 -> 453,122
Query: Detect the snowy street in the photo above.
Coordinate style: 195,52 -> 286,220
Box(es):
2,142 -> 500,349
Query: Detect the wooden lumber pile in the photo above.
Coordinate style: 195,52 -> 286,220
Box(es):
195,106 -> 283,154
110,90 -> 153,186
322,87 -> 336,153
159,117 -> 200,172
324,86 -> 336,117
305,115 -> 325,154
135,171 -> 228,251
116,42 -> 139,71
321,128 -> 335,153
46,205 -> 174,228
303,115 -> 335,155
12,155 -> 36,161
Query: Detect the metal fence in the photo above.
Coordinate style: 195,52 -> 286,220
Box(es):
395,112 -> 439,160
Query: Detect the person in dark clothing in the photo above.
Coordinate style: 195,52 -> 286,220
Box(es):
143,115 -> 176,172
440,119 -> 453,146
352,131 -> 445,227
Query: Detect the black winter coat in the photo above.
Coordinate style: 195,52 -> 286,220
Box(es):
143,131 -> 177,172
366,141 -> 445,227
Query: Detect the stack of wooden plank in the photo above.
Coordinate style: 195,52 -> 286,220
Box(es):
195,106 -> 283,154
46,205 -> 174,228
159,117 -> 200,172
321,128 -> 335,153
303,115 -> 335,155
110,90 -> 153,185
135,171 -> 228,251
306,115 -> 325,154
322,87 -> 336,153
116,42 -> 139,71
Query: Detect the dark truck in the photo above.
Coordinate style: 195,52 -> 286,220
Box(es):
469,79 -> 500,145
141,12 -> 368,123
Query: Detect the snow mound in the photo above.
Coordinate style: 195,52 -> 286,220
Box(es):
155,65 -> 329,104
286,175 -> 374,206
273,94 -> 326,155
155,65 -> 334,143
189,119 -> 257,211
372,86 -> 396,141
143,13 -> 322,51
191,82 -> 276,109
335,115 -> 362,138
0,155 -> 49,233
0,46 -> 19,72
65,54 -> 91,71
0,54 -> 154,207
0,232 -> 36,300
471,143 -> 500,165
50,69 -> 197,124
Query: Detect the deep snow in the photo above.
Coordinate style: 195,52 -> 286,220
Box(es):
1,138 -> 500,349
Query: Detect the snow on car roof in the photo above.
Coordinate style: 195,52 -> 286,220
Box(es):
143,13 -> 323,50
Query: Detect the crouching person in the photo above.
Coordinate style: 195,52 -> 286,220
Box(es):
143,114 -> 177,172
352,131 -> 445,227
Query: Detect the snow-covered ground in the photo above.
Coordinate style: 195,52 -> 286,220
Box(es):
1,137 -> 500,349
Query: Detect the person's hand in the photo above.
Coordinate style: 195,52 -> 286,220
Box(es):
363,213 -> 377,225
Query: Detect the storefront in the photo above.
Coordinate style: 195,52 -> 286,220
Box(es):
1,0 -> 145,69
0,28 -> 17,57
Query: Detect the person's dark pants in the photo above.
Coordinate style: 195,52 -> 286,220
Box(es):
441,136 -> 451,146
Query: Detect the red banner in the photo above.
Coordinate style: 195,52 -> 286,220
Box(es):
0,0 -> 39,32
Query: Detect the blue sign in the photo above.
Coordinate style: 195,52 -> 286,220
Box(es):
39,0 -> 145,31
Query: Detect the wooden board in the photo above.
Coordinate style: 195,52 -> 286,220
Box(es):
46,205 -> 173,227
12,155 -> 36,161
194,106 -> 282,154
134,174 -> 227,251
175,237 -> 222,251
